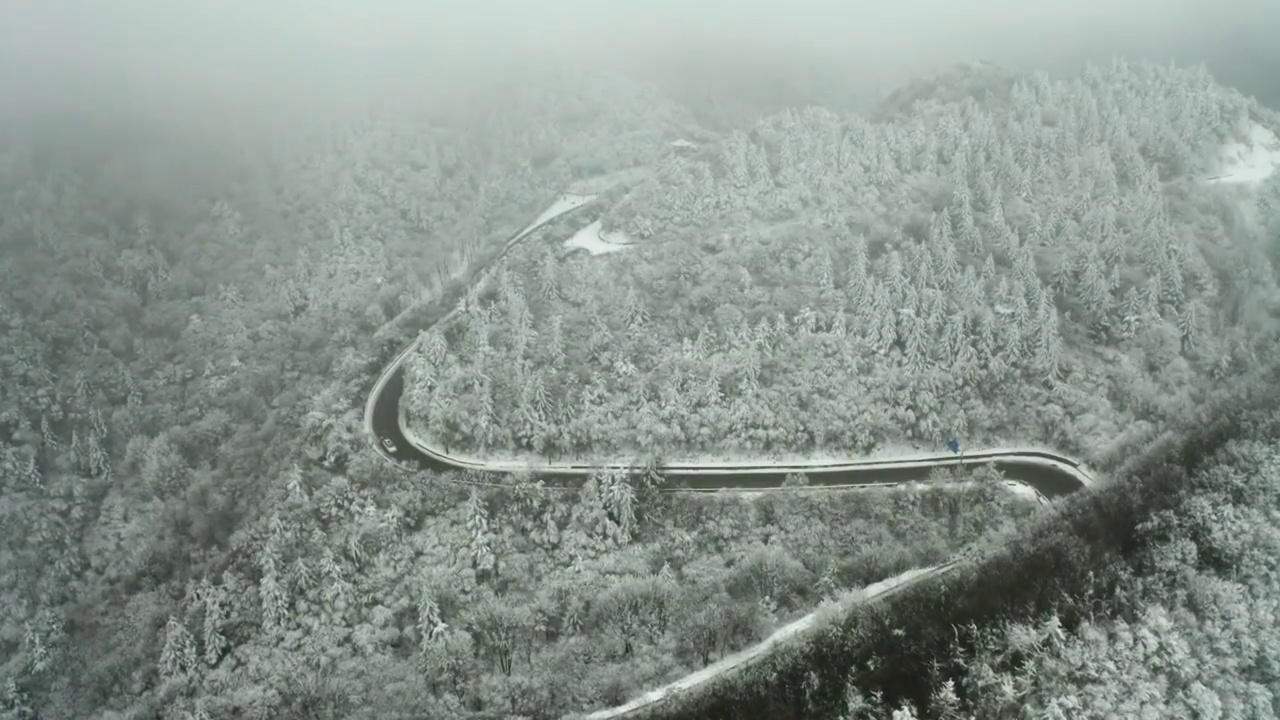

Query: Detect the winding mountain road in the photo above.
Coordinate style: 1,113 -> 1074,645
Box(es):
363,193 -> 1097,719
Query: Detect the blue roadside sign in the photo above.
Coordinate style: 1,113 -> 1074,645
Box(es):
947,438 -> 960,454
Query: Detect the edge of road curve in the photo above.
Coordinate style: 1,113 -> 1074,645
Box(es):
571,562 -> 961,720
362,191 -> 598,443
362,193 -> 1100,720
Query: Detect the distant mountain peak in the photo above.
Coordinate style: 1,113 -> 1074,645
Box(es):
875,61 -> 1022,120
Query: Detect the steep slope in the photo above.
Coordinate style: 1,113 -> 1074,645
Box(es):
406,60 -> 1280,469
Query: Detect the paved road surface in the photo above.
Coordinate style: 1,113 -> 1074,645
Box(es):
372,361 -> 1088,496
362,193 -> 1096,720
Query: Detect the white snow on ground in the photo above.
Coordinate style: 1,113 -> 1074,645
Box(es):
733,479 -> 1048,505
575,565 -> 945,720
1208,122 -> 1280,186
364,192 -> 597,437
378,192 -> 1077,719
565,219 -> 633,255
398,434 -> 1078,473
399,407 -> 1072,504
1002,480 -> 1046,504
397,409 -> 1097,491
517,193 -> 597,239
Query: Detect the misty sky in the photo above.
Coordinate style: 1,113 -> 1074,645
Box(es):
2,0 -> 1277,126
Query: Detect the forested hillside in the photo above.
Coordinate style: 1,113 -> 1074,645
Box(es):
406,60 -> 1280,465
4,48 -> 1280,720
625,362 -> 1280,720
0,63 -> 693,719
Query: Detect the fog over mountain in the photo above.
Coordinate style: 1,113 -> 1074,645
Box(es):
4,3 -> 1280,719
3,1 -> 1277,125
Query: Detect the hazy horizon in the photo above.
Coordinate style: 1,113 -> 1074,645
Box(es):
5,4 -> 1280,719
3,0 -> 1278,132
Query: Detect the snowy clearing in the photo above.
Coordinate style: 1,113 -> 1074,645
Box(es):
1208,122 -> 1280,185
517,193 -> 597,239
565,219 -> 633,255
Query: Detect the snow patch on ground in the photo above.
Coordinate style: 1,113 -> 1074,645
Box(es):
732,479 -> 1048,505
1208,122 -> 1280,186
1002,479 -> 1045,503
733,478 -> 1035,497
397,407 -> 1096,492
565,219 -> 633,255
409,437 -> 1062,471
366,192 -> 596,436
518,193 -> 597,239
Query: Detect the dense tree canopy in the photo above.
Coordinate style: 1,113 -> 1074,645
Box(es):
408,60 -> 1280,465
0,62 -> 693,719
3,53 -> 1280,720
625,368 -> 1280,720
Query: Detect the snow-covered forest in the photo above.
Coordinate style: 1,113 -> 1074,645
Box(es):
0,60 -> 710,718
406,60 -> 1280,467
4,18 -> 1280,719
